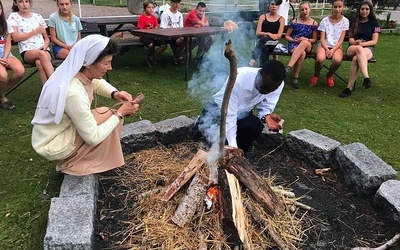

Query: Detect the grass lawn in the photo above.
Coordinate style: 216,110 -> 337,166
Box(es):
0,33 -> 399,249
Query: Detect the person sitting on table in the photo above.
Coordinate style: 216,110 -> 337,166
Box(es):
159,0 -> 185,65
0,0 -> 25,110
338,0 -> 380,98
137,0 -> 167,68
194,60 -> 286,154
31,35 -> 140,176
183,2 -> 214,65
248,0 -> 285,68
48,0 -> 83,59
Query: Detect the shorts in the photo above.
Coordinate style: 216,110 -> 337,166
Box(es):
52,44 -> 63,58
0,46 -> 14,58
139,37 -> 167,47
20,49 -> 52,63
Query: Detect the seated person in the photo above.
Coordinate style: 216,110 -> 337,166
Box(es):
249,0 -> 285,68
48,0 -> 82,59
31,35 -> 140,176
137,0 -> 167,68
195,60 -> 286,154
284,1 -> 318,89
160,0 -> 185,65
338,0 -> 380,98
184,2 -> 214,65
0,17 -> 25,110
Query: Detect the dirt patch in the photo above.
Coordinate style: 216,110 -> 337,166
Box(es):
95,141 -> 398,249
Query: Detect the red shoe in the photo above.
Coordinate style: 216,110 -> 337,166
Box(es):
326,76 -> 335,87
309,76 -> 318,86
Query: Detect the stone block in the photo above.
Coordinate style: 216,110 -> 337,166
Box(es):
256,126 -> 283,150
374,180 -> 400,228
59,174 -> 98,199
154,115 -> 194,145
44,195 -> 96,250
335,143 -> 398,196
120,120 -> 157,155
286,129 -> 341,168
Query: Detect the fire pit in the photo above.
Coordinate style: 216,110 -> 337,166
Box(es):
43,116 -> 400,249
94,117 -> 399,249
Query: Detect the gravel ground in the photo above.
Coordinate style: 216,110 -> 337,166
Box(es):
3,0 -> 131,18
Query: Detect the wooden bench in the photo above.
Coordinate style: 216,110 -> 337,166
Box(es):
6,21 -> 108,97
270,25 -> 376,84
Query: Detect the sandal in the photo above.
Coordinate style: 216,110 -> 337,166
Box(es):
1,100 -> 15,110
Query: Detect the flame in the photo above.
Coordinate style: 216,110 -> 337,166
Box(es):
205,185 -> 220,210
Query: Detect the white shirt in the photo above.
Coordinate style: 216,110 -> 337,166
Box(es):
160,8 -> 183,28
8,12 -> 48,53
318,16 -> 349,48
213,67 -> 284,148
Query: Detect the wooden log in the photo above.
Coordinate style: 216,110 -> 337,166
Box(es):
218,168 -> 243,248
161,149 -> 208,202
225,156 -> 285,216
171,174 -> 207,227
226,170 -> 251,249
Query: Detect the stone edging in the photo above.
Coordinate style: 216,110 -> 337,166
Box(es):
43,116 -> 400,249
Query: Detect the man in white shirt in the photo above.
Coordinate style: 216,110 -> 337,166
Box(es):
195,60 -> 286,153
160,0 -> 185,64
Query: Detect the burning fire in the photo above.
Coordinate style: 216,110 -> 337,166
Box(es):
205,185 -> 220,210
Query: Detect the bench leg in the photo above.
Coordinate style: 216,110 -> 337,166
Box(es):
5,69 -> 39,97
322,64 -> 347,85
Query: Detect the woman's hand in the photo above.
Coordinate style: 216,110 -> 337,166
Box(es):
118,102 -> 140,117
114,91 -> 133,102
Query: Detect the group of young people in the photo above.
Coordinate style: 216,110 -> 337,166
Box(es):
249,0 -> 380,98
137,0 -> 214,67
0,0 -> 82,110
0,0 -> 382,177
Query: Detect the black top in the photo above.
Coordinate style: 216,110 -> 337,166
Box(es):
261,15 -> 282,34
352,19 -> 380,42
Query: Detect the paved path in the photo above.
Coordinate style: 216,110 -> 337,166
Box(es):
377,10 -> 400,24
3,0 -> 131,18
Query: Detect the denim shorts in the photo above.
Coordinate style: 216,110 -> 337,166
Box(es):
52,44 -> 63,58
0,46 -> 14,58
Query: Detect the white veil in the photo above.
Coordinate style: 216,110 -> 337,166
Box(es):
31,34 -> 110,125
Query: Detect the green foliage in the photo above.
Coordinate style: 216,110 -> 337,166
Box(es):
0,34 -> 399,250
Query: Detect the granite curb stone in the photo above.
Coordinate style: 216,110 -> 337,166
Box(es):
335,142 -> 398,196
373,180 -> 400,228
44,194 -> 96,250
286,129 -> 341,168
154,115 -> 194,145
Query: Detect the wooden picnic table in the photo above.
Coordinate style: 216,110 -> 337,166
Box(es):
130,26 -> 228,80
80,15 -> 139,37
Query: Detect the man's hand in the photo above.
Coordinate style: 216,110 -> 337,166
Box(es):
265,113 -> 282,132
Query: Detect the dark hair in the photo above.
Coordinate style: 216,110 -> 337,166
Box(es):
351,1 -> 376,36
171,0 -> 181,3
197,2 -> 206,8
92,39 -> 118,65
270,0 -> 283,6
260,60 -> 286,83
143,0 -> 154,10
0,1 -> 7,35
12,0 -> 32,12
